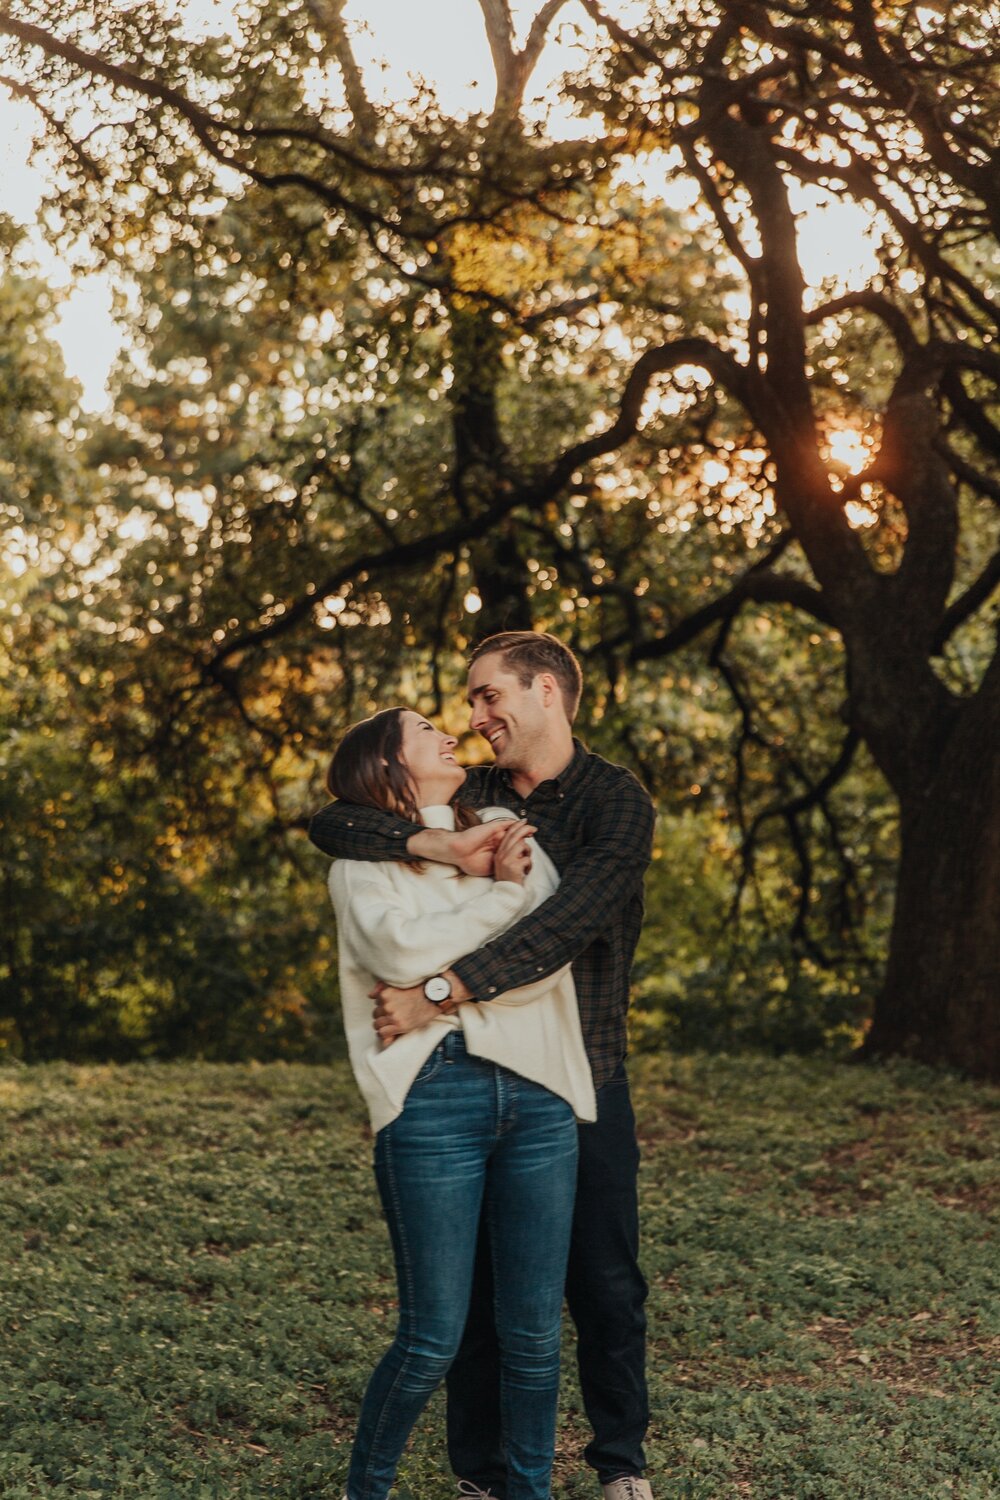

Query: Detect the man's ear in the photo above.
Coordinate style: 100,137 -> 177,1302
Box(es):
538,672 -> 558,707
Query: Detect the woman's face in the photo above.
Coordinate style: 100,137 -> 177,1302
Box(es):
396,711 -> 465,807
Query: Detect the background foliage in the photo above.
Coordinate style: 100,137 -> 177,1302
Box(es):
0,217 -> 897,1064
1,0 -> 998,1065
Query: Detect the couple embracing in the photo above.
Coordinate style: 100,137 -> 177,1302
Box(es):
310,631 -> 656,1500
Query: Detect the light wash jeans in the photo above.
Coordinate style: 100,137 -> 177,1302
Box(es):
346,1030 -> 578,1500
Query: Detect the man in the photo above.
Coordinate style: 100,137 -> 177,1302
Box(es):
310,631 -> 656,1500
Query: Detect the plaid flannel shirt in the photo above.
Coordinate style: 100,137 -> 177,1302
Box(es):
309,739 -> 656,1088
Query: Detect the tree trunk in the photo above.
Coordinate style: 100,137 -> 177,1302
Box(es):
861,669 -> 1000,1079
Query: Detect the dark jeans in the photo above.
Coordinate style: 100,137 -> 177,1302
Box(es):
446,1063 -> 649,1492
347,1032 -> 578,1500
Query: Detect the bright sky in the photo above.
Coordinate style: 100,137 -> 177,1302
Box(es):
0,0 -> 878,411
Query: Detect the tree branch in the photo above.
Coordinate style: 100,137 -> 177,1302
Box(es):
933,549 -> 1000,653
201,338 -> 769,669
807,290 -> 919,356
628,566 -> 834,666
303,0 -> 377,140
0,70 -> 102,176
477,0 -> 572,119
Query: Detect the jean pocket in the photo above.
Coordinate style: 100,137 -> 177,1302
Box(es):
411,1044 -> 447,1087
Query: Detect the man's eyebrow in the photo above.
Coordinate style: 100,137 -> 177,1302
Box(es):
466,683 -> 493,704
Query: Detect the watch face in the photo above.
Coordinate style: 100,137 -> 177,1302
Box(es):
424,975 -> 452,1004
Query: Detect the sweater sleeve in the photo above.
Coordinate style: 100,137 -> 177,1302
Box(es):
328,863 -> 531,989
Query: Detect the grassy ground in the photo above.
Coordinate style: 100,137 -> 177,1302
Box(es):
0,1054 -> 997,1499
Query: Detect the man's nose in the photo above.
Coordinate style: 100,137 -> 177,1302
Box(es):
469,702 -> 487,731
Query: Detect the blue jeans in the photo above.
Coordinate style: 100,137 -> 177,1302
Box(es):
346,1031 -> 579,1500
446,1063 -> 649,1492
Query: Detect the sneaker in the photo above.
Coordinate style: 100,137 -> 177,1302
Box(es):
602,1480 -> 653,1500
458,1485 -> 500,1500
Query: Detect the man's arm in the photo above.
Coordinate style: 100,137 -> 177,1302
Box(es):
309,798 -> 511,875
452,771 -> 655,1000
309,800 -> 418,862
374,771 -> 656,1038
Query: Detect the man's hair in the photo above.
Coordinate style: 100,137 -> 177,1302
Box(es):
468,631 -> 583,721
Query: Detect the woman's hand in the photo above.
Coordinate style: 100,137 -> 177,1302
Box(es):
445,821 -> 508,877
492,820 -> 534,885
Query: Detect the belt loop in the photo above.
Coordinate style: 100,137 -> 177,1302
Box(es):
444,1027 -> 464,1060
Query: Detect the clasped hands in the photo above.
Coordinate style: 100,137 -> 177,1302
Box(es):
372,816 -> 535,1048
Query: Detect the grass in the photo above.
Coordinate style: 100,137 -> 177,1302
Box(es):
0,1053 -> 997,1499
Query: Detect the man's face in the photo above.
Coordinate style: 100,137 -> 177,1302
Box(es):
466,654 -> 552,771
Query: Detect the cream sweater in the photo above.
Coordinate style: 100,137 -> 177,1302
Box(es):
327,805 -> 596,1132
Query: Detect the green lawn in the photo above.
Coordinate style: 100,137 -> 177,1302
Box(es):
1,1054 -> 997,1499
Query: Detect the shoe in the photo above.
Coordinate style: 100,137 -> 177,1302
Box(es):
458,1484 -> 500,1500
602,1480 -> 653,1500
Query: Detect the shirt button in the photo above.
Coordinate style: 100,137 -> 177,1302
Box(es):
536,966 -> 544,973
347,821 -> 354,827
487,986 -> 497,994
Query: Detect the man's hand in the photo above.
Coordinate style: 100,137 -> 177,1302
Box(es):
371,967 -> 473,1045
371,982 -> 440,1046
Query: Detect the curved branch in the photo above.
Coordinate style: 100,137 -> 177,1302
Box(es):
807,290 -> 920,356
522,0 -> 571,75
522,337 -> 771,499
628,566 -> 834,665
933,549 -> 1000,653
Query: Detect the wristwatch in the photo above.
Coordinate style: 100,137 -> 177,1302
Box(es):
423,975 -> 453,1005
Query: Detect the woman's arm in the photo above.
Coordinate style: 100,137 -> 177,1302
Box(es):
328,862 -> 531,990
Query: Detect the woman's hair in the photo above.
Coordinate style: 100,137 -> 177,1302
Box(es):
326,708 -> 421,821
326,708 -> 479,842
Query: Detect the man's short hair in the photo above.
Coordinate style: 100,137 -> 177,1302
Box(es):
468,631 -> 583,722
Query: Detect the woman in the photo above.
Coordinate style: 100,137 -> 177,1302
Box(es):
326,707 -> 595,1500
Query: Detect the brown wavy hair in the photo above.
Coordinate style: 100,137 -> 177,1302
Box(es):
326,709 -> 479,861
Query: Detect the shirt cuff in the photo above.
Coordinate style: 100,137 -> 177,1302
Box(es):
452,947 -> 544,1003
339,812 -> 423,857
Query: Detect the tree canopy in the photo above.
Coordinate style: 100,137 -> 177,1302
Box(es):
1,1 -> 998,1072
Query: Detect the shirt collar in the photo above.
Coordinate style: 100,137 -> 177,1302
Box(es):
493,737 -> 588,798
